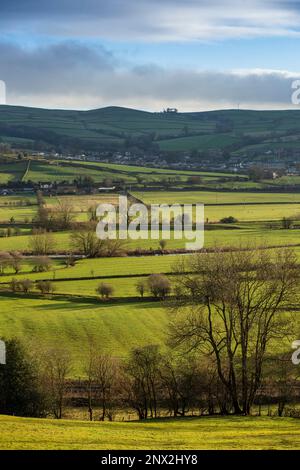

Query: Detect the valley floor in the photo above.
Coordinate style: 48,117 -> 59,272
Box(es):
0,415 -> 299,450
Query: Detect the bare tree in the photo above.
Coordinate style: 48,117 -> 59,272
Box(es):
88,204 -> 98,222
10,278 -> 20,293
170,248 -> 298,415
85,344 -> 97,422
125,345 -> 162,419
36,280 -> 55,295
55,200 -> 75,229
136,279 -> 146,298
0,251 -> 11,274
70,227 -> 107,258
148,273 -> 171,299
94,354 -> 120,421
160,353 -> 201,417
96,283 -> 114,300
19,279 -> 33,294
42,348 -> 72,419
9,251 -> 23,274
31,256 -> 52,272
29,229 -> 55,255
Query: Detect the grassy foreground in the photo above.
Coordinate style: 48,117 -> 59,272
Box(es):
0,415 -> 299,450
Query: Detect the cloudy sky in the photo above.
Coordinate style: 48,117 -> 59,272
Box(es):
0,0 -> 300,111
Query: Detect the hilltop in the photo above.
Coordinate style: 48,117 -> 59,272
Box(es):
1,105 -> 300,156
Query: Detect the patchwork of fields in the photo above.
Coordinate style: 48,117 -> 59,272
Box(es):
2,105 -> 300,156
0,176 -> 300,374
1,161 -> 300,449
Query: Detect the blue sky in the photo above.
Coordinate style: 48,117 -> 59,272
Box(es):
0,0 -> 300,110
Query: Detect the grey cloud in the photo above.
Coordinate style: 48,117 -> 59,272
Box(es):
0,40 -> 298,110
0,0 -> 300,41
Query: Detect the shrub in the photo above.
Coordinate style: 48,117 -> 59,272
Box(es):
148,273 -> 171,299
36,280 -> 55,295
220,216 -> 238,224
96,282 -> 114,300
19,279 -> 33,294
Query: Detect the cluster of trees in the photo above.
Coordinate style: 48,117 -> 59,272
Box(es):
35,196 -> 75,231
0,251 -> 53,275
10,278 -> 55,295
0,227 -> 23,238
170,247 -> 298,415
1,338 -> 299,422
1,247 -> 298,420
70,226 -> 126,258
136,274 -> 171,299
95,274 -> 172,301
0,251 -> 24,274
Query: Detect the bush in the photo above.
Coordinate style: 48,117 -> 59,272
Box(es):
148,273 -> 171,299
220,216 -> 238,224
36,280 -> 55,295
31,256 -> 52,273
19,279 -> 33,294
96,282 -> 114,300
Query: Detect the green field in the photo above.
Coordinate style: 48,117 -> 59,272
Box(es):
0,255 -> 177,284
0,205 -> 37,222
0,295 -> 168,372
0,226 -> 300,253
0,415 -> 299,450
2,105 -> 300,154
25,161 -> 117,183
134,190 -> 300,205
0,161 -> 28,182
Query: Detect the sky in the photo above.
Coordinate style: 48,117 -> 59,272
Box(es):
0,0 -> 300,111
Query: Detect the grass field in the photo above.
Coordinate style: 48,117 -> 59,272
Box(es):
134,190 -> 300,205
0,415 -> 299,450
0,255 -> 178,284
0,162 -> 28,183
1,225 -> 300,253
0,205 -> 37,222
0,295 -> 168,372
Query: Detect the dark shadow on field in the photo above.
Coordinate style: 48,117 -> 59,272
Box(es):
0,292 -> 164,311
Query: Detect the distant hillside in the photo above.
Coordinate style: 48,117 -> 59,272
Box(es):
1,105 -> 300,156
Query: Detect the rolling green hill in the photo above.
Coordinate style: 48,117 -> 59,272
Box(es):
1,105 -> 300,153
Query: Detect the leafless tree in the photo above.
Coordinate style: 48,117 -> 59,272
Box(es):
55,200 -> 75,229
31,256 -> 52,272
29,229 -> 55,255
36,280 -> 55,295
70,227 -> 107,258
125,345 -> 162,419
169,248 -> 298,415
19,279 -> 33,294
96,283 -> 114,300
160,353 -> 201,417
94,354 -> 120,421
0,251 -> 11,274
42,348 -> 72,419
136,279 -> 146,298
9,251 -> 23,274
88,204 -> 98,222
148,273 -> 171,299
